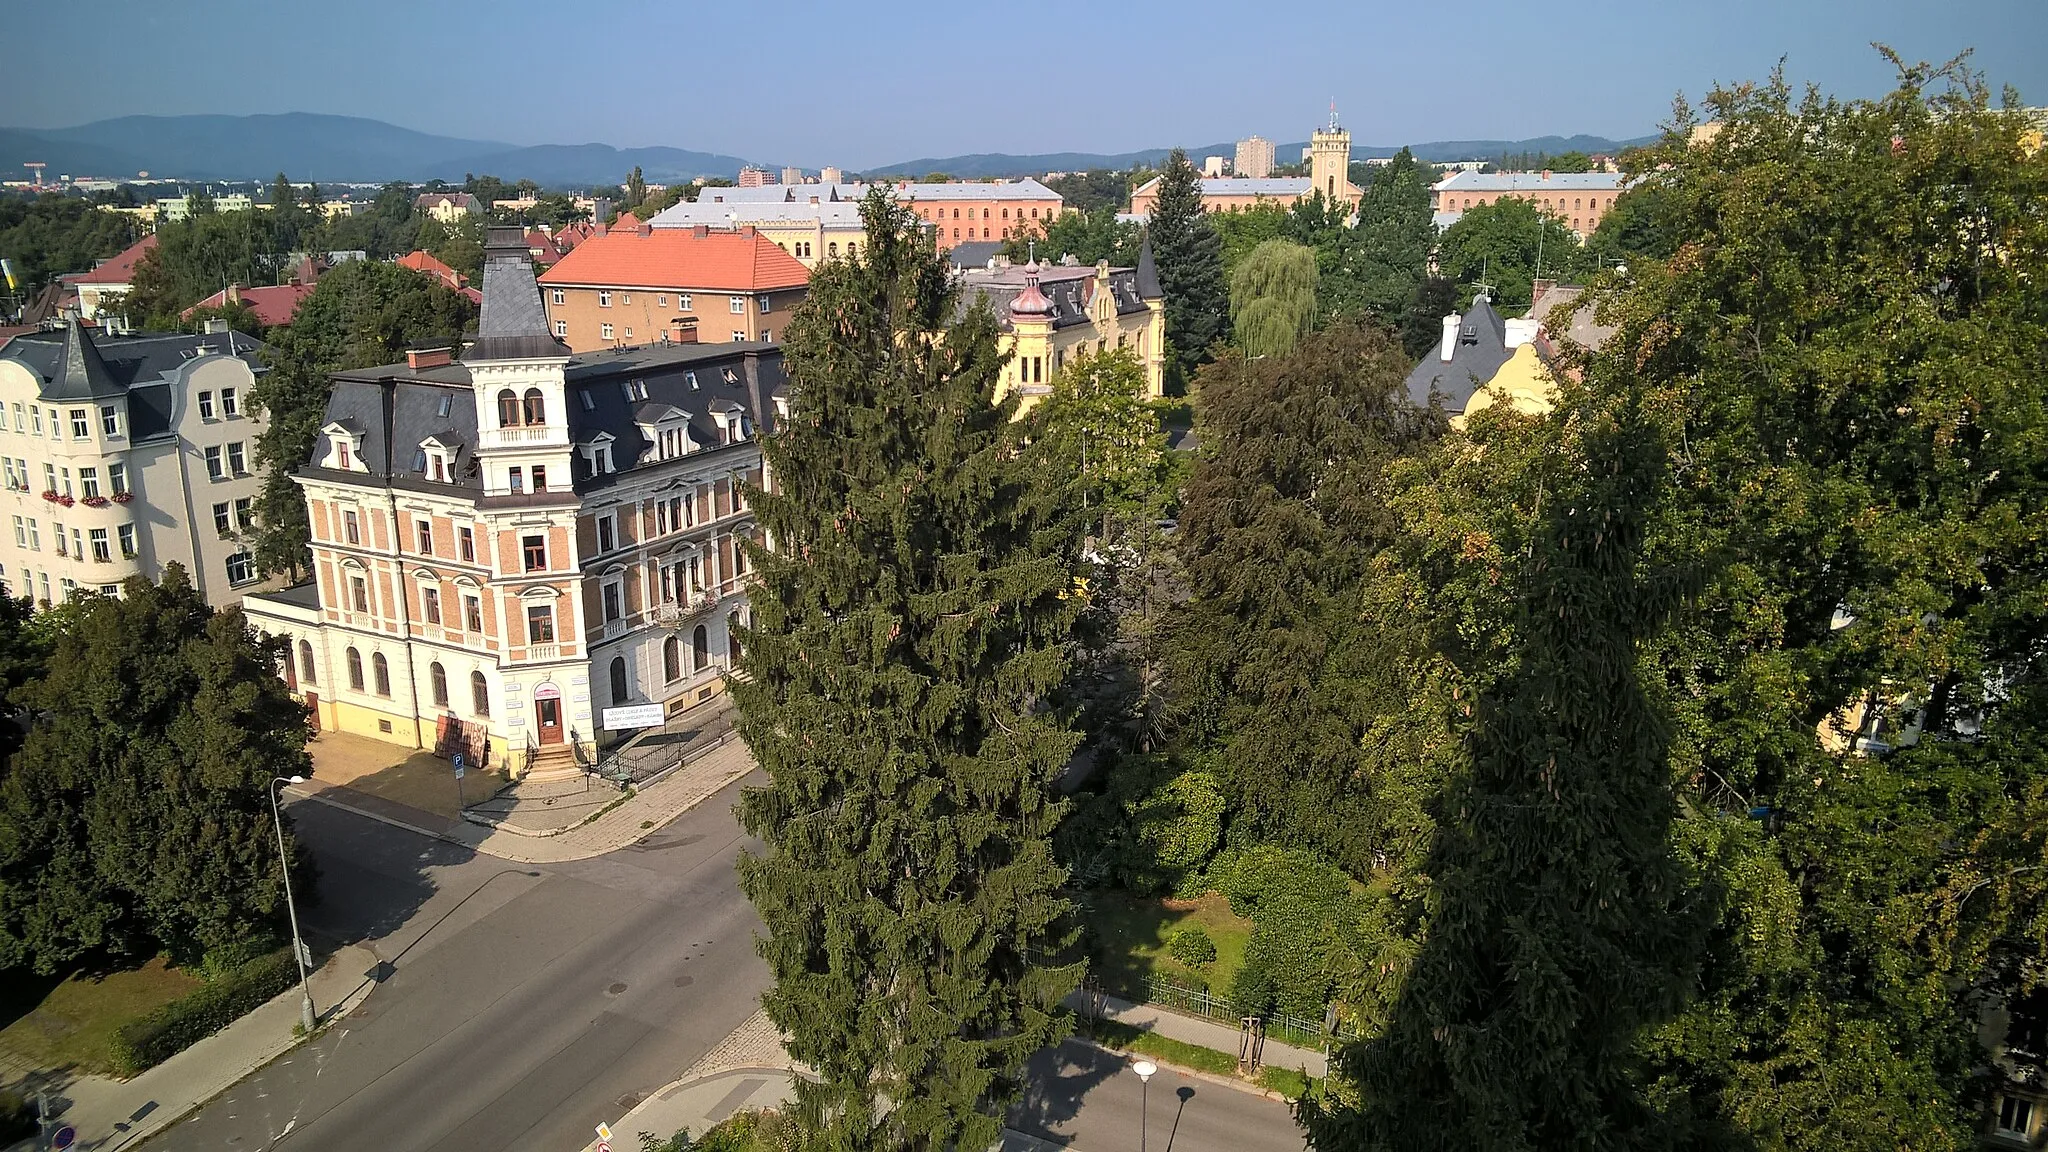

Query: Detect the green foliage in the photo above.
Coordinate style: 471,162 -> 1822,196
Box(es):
1209,204 -> 1294,276
0,195 -> 139,291
731,191 -> 1083,1152
179,299 -> 265,337
0,1088 -> 33,1143
0,567 -> 313,974
106,947 -> 296,1076
1149,149 -> 1228,386
1167,925 -> 1217,967
640,1110 -> 798,1152
1044,169 -> 1131,215
1337,149 -> 1439,323
249,260 -> 474,578
1029,347 -> 1172,528
1544,150 -> 1595,173
624,166 -> 647,210
1229,239 -> 1318,357
414,213 -> 486,282
124,210 -> 280,326
1586,183 -> 1680,269
1436,196 -> 1596,310
316,181 -> 424,258
1000,206 -> 1141,267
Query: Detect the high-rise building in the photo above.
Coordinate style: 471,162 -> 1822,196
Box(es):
737,166 -> 769,188
818,166 -> 844,184
1233,136 -> 1275,179
1202,156 -> 1227,178
780,167 -> 804,186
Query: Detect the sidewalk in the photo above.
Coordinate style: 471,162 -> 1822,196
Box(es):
1074,990 -> 1328,1079
16,944 -> 382,1152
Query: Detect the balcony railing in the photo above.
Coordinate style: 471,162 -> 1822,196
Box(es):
525,643 -> 558,661
479,425 -> 570,450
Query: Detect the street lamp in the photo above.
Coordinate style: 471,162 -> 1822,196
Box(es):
1131,1059 -> 1156,1152
269,775 -> 316,1033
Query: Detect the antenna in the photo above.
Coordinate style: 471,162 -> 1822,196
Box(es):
1328,99 -> 1339,132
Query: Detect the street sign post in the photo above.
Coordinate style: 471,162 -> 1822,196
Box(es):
51,1124 -> 77,1151
452,752 -> 466,810
595,1121 -> 614,1152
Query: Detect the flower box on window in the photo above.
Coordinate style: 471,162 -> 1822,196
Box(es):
81,495 -> 109,508
112,491 -> 134,504
56,494 -> 73,507
40,490 -> 59,502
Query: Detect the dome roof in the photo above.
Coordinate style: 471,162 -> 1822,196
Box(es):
1009,262 -> 1055,319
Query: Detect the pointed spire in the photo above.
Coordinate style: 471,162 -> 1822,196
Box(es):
52,316 -> 121,399
464,227 -> 566,362
1135,232 -> 1162,300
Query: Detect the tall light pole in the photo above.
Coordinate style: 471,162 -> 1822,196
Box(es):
1131,1059 -> 1156,1152
270,776 -> 317,1033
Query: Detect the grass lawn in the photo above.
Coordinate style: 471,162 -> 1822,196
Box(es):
0,957 -> 201,1075
1078,890 -> 1253,999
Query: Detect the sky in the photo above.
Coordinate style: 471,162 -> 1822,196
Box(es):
9,0 -> 2046,169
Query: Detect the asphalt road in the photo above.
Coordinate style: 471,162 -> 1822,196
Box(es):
1012,1041 -> 1305,1152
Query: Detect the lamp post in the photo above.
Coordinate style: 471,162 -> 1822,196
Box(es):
1131,1059 -> 1156,1152
269,775 -> 317,1033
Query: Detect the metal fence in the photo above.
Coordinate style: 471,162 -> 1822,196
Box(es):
1135,975 -> 1354,1051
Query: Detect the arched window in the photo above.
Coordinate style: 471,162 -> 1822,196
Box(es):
691,624 -> 708,672
727,612 -> 742,664
346,647 -> 364,691
497,389 -> 521,427
372,652 -> 391,696
523,388 -> 546,425
430,661 -> 448,707
828,242 -> 838,257
663,635 -> 681,681
982,208 -> 990,219
471,670 -> 490,717
299,640 -> 316,684
610,656 -> 628,703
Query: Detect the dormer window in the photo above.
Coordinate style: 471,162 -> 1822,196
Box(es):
712,404 -> 749,446
320,422 -> 366,472
420,436 -> 457,483
619,379 -> 649,402
582,432 -> 617,477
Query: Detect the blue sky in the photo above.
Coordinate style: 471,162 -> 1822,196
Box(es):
9,0 -> 2044,169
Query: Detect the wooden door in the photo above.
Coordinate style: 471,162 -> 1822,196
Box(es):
535,698 -> 563,744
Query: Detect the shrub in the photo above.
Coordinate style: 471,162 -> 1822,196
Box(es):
106,947 -> 298,1076
1167,926 -> 1218,967
1209,843 -> 1348,918
0,1089 -> 34,1144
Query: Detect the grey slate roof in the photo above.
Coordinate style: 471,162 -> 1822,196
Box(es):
463,227 -> 567,363
48,319 -> 122,401
1404,295 -> 1512,413
955,264 -> 1152,332
1433,170 -> 1628,193
1135,234 -> 1162,300
0,324 -> 267,437
946,241 -> 1005,270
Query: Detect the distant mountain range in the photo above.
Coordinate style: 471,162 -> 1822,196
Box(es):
0,113 -> 1656,188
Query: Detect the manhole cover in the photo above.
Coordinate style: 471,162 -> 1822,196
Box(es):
607,982 -> 628,995
673,974 -> 694,988
617,1092 -> 644,1109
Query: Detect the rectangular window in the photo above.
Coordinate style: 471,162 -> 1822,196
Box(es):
525,603 -> 554,644
214,502 -> 232,537
235,498 -> 253,530
205,446 -> 223,479
422,586 -> 441,625
29,408 -> 42,436
760,328 -> 770,342
42,462 -> 54,493
89,529 -> 109,563
508,466 -> 524,493
118,524 -> 135,557
226,551 -> 254,585
79,467 -> 99,499
598,290 -> 612,308
600,323 -> 614,341
597,513 -> 615,554
228,442 -> 247,475
101,405 -> 120,437
69,409 -> 89,439
11,516 -> 22,547
343,510 -> 360,545
37,572 -> 48,604
463,594 -> 483,633
555,320 -> 568,337
198,392 -> 215,420
1998,1095 -> 2034,1136
11,403 -> 22,432
69,527 -> 81,561
458,526 -> 475,562
221,388 -> 238,417
416,520 -> 433,555
677,293 -> 692,311
729,296 -> 745,314
551,288 -> 565,305
53,521 -> 65,557
602,580 -> 621,622
531,465 -> 547,492
349,575 -> 369,613
24,520 -> 37,552
522,534 -> 546,572
756,294 -> 772,314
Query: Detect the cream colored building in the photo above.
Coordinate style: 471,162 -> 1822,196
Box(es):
1234,136 -> 1276,179
646,198 -> 867,268
1131,117 -> 1358,217
0,320 -> 278,608
955,241 -> 1168,407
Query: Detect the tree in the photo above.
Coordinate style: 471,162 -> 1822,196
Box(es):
1149,149 -> 1228,388
731,192 -> 1084,1151
1397,276 -> 1458,359
0,566 -> 313,974
625,166 -> 647,210
1000,208 -> 1141,267
124,209 -> 279,325
250,261 -> 474,578
0,195 -> 138,290
1545,150 -> 1595,173
1208,204 -> 1295,276
1336,148 -> 1438,322
1044,170 -> 1131,215
1029,347 -> 1171,531
1586,183 -> 1680,270
1436,197 -> 1595,310
1229,239 -> 1318,357
463,173 -> 507,210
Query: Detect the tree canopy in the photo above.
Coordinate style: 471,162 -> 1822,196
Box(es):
1229,239 -> 1319,357
1149,148 -> 1228,389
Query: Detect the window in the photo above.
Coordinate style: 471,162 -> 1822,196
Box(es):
756,294 -> 772,314
463,594 -> 483,633
526,603 -> 554,644
23,519 -> 36,552
372,652 -> 391,696
437,393 -> 453,418
1999,1096 -> 2034,1136
430,661 -> 448,708
89,528 -> 109,562
498,389 -> 521,427
416,520 -> 433,554
597,513 -> 616,554
760,329 -> 771,342
609,657 -> 628,703
732,331 -> 746,341
578,388 -> 594,411
471,670 -> 490,717
69,527 -> 81,561
428,453 -> 447,482
235,498 -> 253,530
205,446 -> 223,479
298,640 -> 316,684
10,516 -> 21,547
657,295 -> 667,308
623,327 -> 632,341
350,574 -> 369,613
729,296 -> 745,314
728,611 -> 743,662
551,288 -> 565,305
79,467 -> 99,498
346,647 -> 364,691
522,534 -> 546,571
602,579 -> 622,622
601,323 -> 614,341
221,388 -> 238,417
198,392 -> 215,420
226,551 -> 255,585
337,441 -> 351,469
952,208 -> 960,219
101,405 -> 120,437
52,521 -> 64,556
530,465 -> 547,493
555,320 -> 568,337
29,408 -> 40,435
36,572 -> 48,604
422,586 -> 441,625
523,388 -> 545,425
343,509 -> 360,544
827,242 -> 838,257
508,466 -> 524,493
118,523 -> 135,557
59,467 -> 70,498
691,624 -> 709,672
11,403 -> 21,432
214,502 -> 232,536
228,442 -> 247,475
677,293 -> 691,311
41,462 -> 54,493
599,290 -> 612,308
458,526 -> 474,562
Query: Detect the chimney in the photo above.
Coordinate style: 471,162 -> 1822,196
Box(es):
670,317 -> 699,344
406,346 -> 452,370
204,317 -> 231,335
1541,169 -> 1552,181
693,225 -> 709,239
1530,278 -> 1556,305
1440,313 -> 1460,362
743,225 -> 757,239
225,283 -> 241,306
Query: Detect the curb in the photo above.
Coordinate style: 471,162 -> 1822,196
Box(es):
1072,1034 -> 1293,1103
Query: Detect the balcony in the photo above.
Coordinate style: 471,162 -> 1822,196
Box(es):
654,593 -> 717,624
480,425 -> 569,451
525,643 -> 558,661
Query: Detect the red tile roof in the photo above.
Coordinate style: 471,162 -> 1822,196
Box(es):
74,234 -> 158,285
536,227 -> 809,292
397,250 -> 465,288
182,282 -> 317,328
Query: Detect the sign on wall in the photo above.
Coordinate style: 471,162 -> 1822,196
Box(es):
602,704 -> 667,731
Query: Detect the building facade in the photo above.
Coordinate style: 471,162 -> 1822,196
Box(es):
1430,169 -> 1629,236
69,234 -> 157,321
0,320 -> 277,608
645,198 -> 868,269
536,222 -> 810,352
955,240 -> 1167,405
1234,136 -> 1276,179
242,230 -> 779,778
1130,118 -> 1359,217
690,179 -> 1065,247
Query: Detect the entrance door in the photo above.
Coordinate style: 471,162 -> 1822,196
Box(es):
304,692 -> 321,732
535,698 -> 563,744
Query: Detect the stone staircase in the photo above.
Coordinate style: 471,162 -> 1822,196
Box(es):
524,742 -> 581,783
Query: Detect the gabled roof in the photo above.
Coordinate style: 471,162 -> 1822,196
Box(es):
74,234 -> 157,286
414,191 -> 484,212
49,317 -> 122,400
536,227 -> 810,292
397,250 -> 465,288
183,282 -> 317,328
1404,294 -> 1513,413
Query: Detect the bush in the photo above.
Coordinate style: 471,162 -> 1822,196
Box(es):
106,947 -> 298,1076
0,1089 -> 34,1144
1208,843 -> 1348,919
1167,926 -> 1218,967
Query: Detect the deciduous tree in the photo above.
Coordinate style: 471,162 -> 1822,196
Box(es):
1229,239 -> 1318,357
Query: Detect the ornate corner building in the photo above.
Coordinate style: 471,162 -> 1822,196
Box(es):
243,229 -> 778,779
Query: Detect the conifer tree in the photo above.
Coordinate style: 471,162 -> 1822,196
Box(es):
1149,148 -> 1228,387
731,192 -> 1084,1151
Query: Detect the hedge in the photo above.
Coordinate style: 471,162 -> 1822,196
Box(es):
107,948 -> 299,1077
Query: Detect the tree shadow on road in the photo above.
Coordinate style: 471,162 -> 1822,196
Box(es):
1007,1038 -> 1124,1141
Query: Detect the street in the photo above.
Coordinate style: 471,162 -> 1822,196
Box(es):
143,773 -> 1304,1152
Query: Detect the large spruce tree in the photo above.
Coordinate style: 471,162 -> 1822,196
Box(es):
731,192 -> 1084,1151
1149,148 -> 1228,387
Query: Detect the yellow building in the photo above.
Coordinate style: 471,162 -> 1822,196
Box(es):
955,240 -> 1167,407
645,198 -> 867,269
